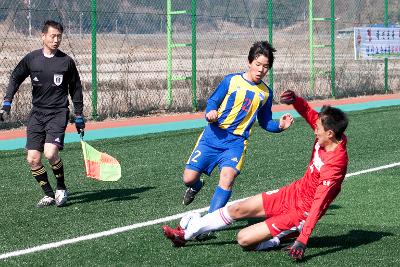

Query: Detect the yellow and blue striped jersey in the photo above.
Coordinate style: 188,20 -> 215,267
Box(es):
205,73 -> 281,139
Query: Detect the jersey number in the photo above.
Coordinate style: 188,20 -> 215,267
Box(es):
191,150 -> 201,162
241,98 -> 252,112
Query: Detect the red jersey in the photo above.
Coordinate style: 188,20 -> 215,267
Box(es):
290,97 -> 348,245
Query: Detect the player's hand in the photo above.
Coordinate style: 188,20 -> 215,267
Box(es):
280,90 -> 296,105
205,110 -> 218,122
0,101 -> 11,122
285,240 -> 306,261
279,113 -> 294,130
75,115 -> 85,136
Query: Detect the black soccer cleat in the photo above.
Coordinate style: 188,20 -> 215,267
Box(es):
182,179 -> 204,205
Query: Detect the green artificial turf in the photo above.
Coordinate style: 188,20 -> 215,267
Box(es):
0,105 -> 399,266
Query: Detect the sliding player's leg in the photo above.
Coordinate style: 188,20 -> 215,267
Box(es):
253,228 -> 299,251
162,193 -> 266,246
237,221 -> 273,250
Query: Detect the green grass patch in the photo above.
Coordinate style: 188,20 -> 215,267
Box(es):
0,105 -> 399,266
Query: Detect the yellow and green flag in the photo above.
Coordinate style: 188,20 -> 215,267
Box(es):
81,140 -> 121,181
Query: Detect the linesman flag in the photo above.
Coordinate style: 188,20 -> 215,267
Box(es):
81,140 -> 121,181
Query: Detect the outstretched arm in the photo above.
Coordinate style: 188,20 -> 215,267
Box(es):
286,163 -> 346,261
280,90 -> 318,131
1,56 -> 30,121
296,179 -> 341,245
68,59 -> 84,116
278,113 -> 294,130
285,181 -> 341,261
4,55 -> 30,102
258,92 -> 293,132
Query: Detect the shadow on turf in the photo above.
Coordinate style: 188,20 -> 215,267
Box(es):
185,240 -> 238,247
66,187 -> 156,205
303,229 -> 394,261
184,226 -> 393,262
326,204 -> 341,210
184,223 -> 252,247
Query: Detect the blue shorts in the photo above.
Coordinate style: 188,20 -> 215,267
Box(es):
185,126 -> 248,176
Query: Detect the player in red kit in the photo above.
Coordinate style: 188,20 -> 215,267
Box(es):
162,90 -> 349,262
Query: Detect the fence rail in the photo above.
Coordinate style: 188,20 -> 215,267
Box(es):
0,0 -> 399,127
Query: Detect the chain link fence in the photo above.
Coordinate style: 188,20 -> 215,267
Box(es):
0,0 -> 399,127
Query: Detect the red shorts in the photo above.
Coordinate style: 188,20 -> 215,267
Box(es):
262,185 -> 305,237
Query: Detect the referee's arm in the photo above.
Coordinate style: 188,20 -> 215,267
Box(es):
68,59 -> 83,115
4,56 -> 30,101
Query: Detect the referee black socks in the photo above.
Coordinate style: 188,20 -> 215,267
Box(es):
51,159 -> 66,190
31,166 -> 55,198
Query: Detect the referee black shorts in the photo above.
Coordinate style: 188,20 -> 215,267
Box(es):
26,107 -> 70,151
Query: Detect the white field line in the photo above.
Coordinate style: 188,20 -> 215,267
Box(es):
1,162 -> 399,261
344,162 -> 400,178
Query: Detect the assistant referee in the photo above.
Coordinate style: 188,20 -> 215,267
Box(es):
1,20 -> 85,207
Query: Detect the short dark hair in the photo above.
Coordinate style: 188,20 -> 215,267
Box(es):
42,20 -> 64,34
248,41 -> 276,68
319,105 -> 348,140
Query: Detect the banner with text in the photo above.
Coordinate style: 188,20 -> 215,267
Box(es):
354,27 -> 400,60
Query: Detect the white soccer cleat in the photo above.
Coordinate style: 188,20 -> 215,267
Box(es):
36,195 -> 55,208
55,189 -> 68,207
179,212 -> 201,230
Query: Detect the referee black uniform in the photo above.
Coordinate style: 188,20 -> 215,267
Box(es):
2,20 -> 84,207
4,48 -> 83,150
1,17 -> 85,208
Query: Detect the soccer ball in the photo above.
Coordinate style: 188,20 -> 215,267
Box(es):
179,212 -> 201,230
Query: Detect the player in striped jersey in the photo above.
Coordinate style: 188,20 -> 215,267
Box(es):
182,41 -> 294,213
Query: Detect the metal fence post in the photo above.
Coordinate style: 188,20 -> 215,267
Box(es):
384,0 -> 388,93
91,0 -> 98,119
330,0 -> 336,97
268,0 -> 274,91
308,0 -> 315,94
191,0 -> 197,111
166,0 -> 173,108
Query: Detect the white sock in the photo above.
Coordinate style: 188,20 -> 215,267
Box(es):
185,206 -> 234,240
277,228 -> 297,239
255,236 -> 280,251
254,228 -> 298,251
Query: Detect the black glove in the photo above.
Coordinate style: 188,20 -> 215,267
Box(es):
285,240 -> 306,261
75,115 -> 85,135
280,90 -> 296,105
0,101 -> 11,121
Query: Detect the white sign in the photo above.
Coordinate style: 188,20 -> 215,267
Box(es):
354,27 -> 400,60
